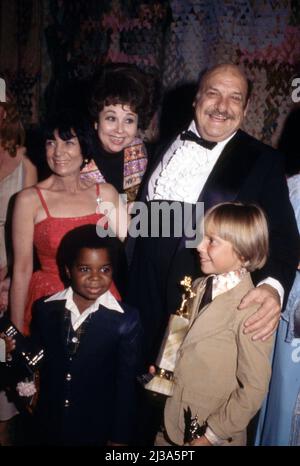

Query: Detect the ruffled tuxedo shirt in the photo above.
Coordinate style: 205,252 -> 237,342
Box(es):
148,121 -> 235,204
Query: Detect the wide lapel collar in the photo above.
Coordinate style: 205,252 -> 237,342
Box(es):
140,128 -> 254,208
179,130 -> 247,249
187,277 -> 210,324
182,273 -> 253,349
199,129 -> 258,210
68,304 -> 105,362
179,130 -> 259,250
44,299 -> 69,358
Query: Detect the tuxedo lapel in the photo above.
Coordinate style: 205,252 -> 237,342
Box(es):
133,129 -> 261,257
179,130 -> 261,249
199,130 -> 260,210
140,129 -> 259,207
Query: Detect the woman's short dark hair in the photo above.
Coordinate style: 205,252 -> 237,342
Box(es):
89,63 -> 160,130
43,108 -> 97,163
57,224 -> 123,285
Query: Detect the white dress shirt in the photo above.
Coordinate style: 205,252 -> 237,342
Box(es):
45,287 -> 124,331
147,120 -> 284,304
148,121 -> 234,203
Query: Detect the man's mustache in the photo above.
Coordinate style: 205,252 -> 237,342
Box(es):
206,109 -> 234,120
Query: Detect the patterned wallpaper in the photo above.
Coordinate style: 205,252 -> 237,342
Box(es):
0,0 -> 299,146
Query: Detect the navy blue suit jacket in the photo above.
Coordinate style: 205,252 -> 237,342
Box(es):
29,297 -> 141,446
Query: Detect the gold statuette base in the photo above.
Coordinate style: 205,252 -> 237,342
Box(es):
145,367 -> 174,397
145,314 -> 189,397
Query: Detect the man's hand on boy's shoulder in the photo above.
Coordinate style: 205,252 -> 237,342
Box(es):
238,284 -> 281,341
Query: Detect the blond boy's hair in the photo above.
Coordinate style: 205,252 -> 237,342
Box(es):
204,202 -> 269,272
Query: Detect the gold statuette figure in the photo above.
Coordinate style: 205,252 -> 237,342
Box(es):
145,276 -> 196,396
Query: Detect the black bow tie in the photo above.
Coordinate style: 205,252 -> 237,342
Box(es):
180,130 -> 217,150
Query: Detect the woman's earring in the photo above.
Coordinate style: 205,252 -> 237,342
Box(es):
84,158 -> 89,165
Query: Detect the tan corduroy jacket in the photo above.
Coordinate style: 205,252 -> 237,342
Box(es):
164,273 -> 274,446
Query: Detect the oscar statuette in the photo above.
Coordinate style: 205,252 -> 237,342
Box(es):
144,276 -> 196,396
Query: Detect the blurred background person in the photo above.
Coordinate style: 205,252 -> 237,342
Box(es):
255,107 -> 300,446
0,82 -> 37,446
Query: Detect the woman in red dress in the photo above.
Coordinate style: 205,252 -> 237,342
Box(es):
10,109 -> 128,335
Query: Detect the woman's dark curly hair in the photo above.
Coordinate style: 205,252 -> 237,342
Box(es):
43,108 -> 97,163
89,63 -> 160,131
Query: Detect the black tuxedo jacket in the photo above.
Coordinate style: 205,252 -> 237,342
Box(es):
29,297 -> 141,446
126,128 -> 299,364
134,128 -> 299,296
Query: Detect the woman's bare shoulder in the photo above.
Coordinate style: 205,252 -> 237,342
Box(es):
15,185 -> 38,203
16,176 -> 52,203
